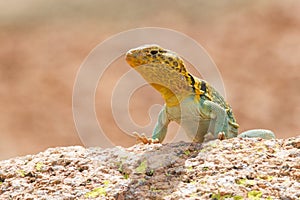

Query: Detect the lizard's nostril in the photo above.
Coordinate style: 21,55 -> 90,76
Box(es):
150,50 -> 158,55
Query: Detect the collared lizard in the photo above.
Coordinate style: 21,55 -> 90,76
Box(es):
125,44 -> 275,144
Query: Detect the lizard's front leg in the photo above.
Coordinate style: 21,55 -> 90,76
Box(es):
134,106 -> 170,144
200,100 -> 229,139
152,106 -> 170,142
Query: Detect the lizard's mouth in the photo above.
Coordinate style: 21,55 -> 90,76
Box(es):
125,51 -> 136,67
125,51 -> 143,68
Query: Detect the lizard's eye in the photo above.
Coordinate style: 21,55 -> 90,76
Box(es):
150,50 -> 158,55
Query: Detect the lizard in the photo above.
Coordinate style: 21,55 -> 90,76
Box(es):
125,44 -> 275,144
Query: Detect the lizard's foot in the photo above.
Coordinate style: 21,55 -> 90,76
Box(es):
218,132 -> 226,140
133,132 -> 160,144
203,132 -> 226,142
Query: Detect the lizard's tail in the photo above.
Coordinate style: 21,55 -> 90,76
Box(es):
238,129 -> 275,139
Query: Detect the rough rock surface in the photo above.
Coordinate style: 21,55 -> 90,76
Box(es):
0,136 -> 299,199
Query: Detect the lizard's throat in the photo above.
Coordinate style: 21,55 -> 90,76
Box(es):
150,83 -> 183,106
134,66 -> 192,106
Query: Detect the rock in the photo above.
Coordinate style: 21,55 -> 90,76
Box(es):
0,136 -> 299,199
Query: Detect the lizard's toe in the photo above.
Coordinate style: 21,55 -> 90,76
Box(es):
133,132 -> 156,144
218,132 -> 226,140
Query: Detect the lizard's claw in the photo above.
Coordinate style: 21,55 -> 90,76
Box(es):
203,132 -> 226,142
218,132 -> 226,140
133,132 -> 160,144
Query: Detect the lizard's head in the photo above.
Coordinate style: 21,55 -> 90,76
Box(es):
125,44 -> 192,106
125,44 -> 187,73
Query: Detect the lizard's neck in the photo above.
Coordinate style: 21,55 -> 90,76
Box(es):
134,64 -> 195,107
150,83 -> 190,107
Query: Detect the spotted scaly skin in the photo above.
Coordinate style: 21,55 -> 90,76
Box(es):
126,44 -> 275,143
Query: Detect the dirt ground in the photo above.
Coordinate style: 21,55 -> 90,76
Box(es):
0,0 -> 299,160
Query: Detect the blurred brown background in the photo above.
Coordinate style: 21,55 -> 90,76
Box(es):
0,0 -> 299,160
